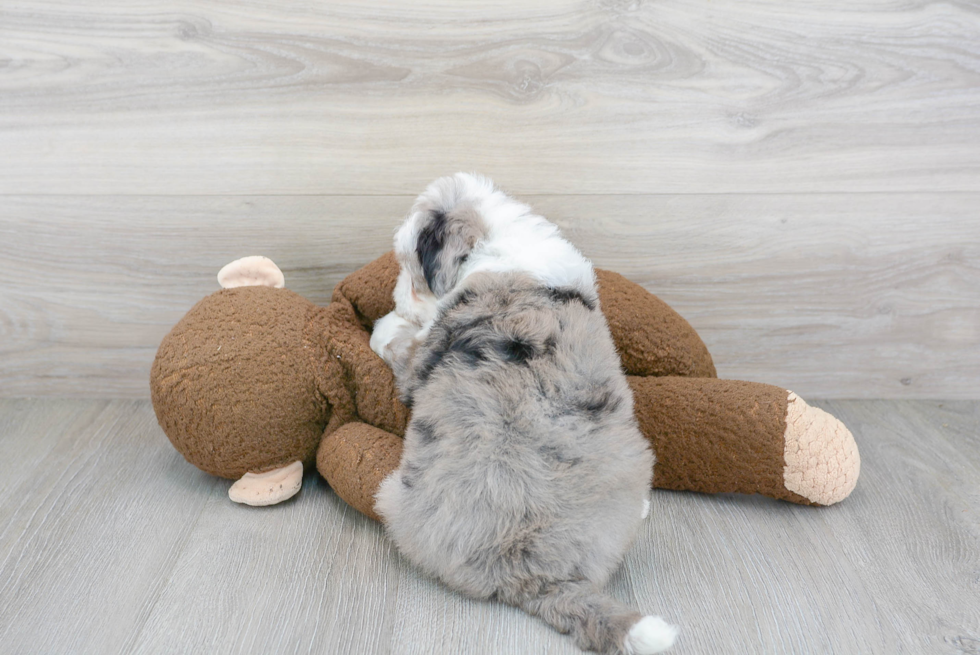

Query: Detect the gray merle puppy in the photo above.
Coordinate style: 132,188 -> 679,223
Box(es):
370,173 -> 677,654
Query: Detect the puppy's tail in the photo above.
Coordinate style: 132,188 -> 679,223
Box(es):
515,580 -> 677,654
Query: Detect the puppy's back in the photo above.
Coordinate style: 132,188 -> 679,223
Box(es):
380,271 -> 653,592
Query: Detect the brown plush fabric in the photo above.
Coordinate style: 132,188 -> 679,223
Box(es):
151,287 -> 330,478
317,422 -> 404,522
629,376 -> 811,504
331,250 -> 400,328
596,269 -> 716,379
309,298 -> 410,440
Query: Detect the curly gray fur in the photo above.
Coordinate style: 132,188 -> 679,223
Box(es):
374,177 -> 668,654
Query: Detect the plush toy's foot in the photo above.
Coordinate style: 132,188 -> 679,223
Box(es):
228,461 -> 303,506
783,393 -> 860,506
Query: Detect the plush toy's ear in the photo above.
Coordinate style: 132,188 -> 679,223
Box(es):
217,255 -> 285,289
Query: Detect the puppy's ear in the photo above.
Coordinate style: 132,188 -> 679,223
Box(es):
416,210 -> 449,294
415,206 -> 484,296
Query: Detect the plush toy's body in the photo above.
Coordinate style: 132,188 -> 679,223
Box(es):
151,254 -> 859,516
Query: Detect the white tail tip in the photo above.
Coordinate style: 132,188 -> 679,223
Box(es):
625,615 -> 678,654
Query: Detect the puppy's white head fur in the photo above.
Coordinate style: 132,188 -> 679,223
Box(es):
391,173 -> 596,329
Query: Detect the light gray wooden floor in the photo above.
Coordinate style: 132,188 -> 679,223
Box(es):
1,398 -> 977,654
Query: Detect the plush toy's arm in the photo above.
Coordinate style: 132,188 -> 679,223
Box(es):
596,269 -> 716,379
316,421 -> 402,522
629,376 -> 860,505
329,253 -> 719,381
331,252 -> 400,329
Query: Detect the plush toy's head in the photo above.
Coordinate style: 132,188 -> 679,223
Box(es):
150,258 -> 331,479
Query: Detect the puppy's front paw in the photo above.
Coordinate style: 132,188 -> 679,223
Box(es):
370,312 -> 417,366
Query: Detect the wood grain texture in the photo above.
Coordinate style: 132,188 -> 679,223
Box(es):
1,0 -> 979,195
1,399 -> 978,653
0,400 -> 221,653
544,194 -> 980,399
2,193 -> 977,399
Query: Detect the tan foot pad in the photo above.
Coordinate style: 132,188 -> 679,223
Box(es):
783,392 -> 860,505
229,461 -> 303,506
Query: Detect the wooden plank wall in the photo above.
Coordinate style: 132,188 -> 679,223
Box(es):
1,0 -> 978,398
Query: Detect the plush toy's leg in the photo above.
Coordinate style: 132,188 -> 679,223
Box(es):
629,377 -> 859,505
316,422 -> 403,522
228,461 -> 303,506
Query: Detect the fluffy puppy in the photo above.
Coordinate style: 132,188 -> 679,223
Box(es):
371,173 -> 676,654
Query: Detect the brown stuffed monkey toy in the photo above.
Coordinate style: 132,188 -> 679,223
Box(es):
151,254 -> 859,519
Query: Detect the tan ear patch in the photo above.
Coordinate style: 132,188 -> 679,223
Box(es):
783,392 -> 860,505
217,256 -> 285,289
